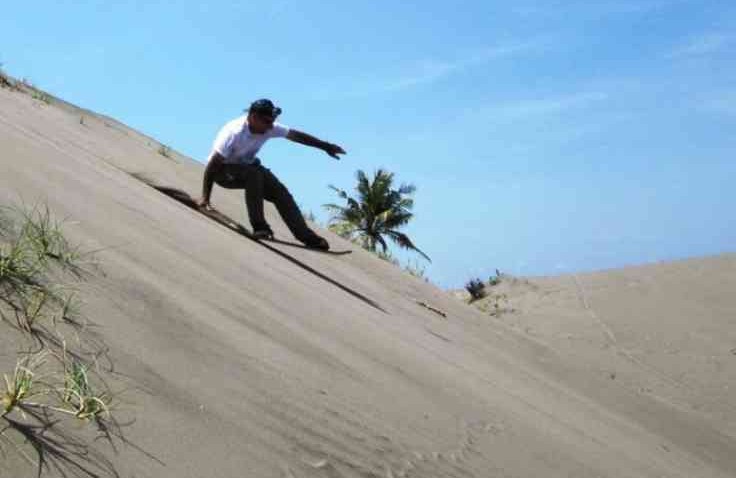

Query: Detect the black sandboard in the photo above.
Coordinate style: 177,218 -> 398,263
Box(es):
129,178 -> 383,313
198,205 -> 351,255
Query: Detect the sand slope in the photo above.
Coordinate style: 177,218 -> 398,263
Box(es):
1,86 -> 734,478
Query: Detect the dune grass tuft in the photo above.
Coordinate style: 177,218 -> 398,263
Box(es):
0,204 -> 94,339
157,144 -> 171,158
2,358 -> 35,416
0,201 -> 130,476
31,90 -> 52,104
62,359 -> 111,420
16,203 -> 84,271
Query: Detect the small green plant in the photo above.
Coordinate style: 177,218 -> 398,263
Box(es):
0,239 -> 31,282
18,204 -> 81,266
61,360 -> 111,420
17,288 -> 51,332
0,204 -> 90,336
56,291 -> 84,327
157,144 -> 171,158
2,356 -> 36,416
489,269 -> 502,286
1,351 -> 114,422
31,90 -> 51,104
465,278 -> 486,302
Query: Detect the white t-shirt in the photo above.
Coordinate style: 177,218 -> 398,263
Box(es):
211,115 -> 290,165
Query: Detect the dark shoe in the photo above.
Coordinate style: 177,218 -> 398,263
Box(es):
252,228 -> 274,240
304,236 -> 329,251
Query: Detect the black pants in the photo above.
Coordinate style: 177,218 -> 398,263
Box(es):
213,162 -> 319,243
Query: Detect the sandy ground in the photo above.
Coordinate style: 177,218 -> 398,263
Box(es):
1,85 -> 735,478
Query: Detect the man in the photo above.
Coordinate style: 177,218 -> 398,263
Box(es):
197,99 -> 346,250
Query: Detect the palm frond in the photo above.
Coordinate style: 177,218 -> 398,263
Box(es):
382,211 -> 413,229
326,168 -> 427,261
322,203 -> 346,214
398,183 -> 416,195
386,230 -> 431,262
375,234 -> 388,253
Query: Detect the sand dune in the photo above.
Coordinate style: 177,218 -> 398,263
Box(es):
1,85 -> 734,477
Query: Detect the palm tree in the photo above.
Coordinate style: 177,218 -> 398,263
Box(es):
323,169 -> 430,262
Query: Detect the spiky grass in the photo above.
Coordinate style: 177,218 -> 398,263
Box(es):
1,226 -> 44,331
31,91 -> 52,104
0,204 -> 80,289
0,201 -> 126,475
0,240 -> 33,284
1,353 -> 47,417
17,288 -> 50,332
56,291 -> 84,328
2,364 -> 33,416
0,288 -> 86,350
16,204 -> 84,271
61,360 -> 110,420
0,204 -> 95,338
1,352 -> 113,422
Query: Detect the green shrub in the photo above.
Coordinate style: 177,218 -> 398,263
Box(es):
489,270 -> 501,286
465,278 -> 486,302
31,90 -> 52,104
157,144 -> 171,157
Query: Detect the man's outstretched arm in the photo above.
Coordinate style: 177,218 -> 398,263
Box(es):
286,129 -> 346,159
197,151 -> 225,208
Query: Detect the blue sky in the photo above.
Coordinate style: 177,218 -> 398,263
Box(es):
2,1 -> 734,287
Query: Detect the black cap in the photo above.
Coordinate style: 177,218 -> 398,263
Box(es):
247,98 -> 282,119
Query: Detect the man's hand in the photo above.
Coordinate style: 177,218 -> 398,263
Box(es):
196,197 -> 212,210
286,129 -> 346,160
324,142 -> 346,160
200,152 -> 224,211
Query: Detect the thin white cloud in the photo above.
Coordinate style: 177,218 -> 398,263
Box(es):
383,59 -> 458,91
382,41 -> 544,92
668,32 -> 734,58
315,40 -> 545,99
425,90 -> 613,149
487,92 -> 609,121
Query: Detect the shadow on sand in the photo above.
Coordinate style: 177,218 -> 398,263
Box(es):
130,175 -> 386,314
3,408 -> 165,478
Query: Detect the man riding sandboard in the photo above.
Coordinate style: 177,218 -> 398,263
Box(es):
196,99 -> 346,250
